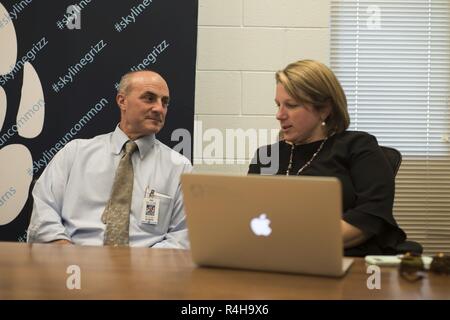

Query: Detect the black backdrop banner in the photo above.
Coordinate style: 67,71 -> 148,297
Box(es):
0,0 -> 198,241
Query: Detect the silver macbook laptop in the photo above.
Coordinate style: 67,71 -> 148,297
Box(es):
181,173 -> 353,277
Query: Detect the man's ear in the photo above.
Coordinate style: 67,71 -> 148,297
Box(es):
116,93 -> 126,111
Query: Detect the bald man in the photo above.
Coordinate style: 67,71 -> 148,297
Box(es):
27,70 -> 192,248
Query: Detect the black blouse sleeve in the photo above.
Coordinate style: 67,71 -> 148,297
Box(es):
248,143 -> 279,175
248,150 -> 261,174
342,133 -> 400,236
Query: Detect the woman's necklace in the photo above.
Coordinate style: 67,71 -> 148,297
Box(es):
285,137 -> 328,176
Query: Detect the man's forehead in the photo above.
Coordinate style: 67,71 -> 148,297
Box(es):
130,72 -> 169,95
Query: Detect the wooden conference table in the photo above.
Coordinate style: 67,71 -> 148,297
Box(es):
0,242 -> 448,299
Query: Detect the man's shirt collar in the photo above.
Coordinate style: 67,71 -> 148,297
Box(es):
111,125 -> 156,158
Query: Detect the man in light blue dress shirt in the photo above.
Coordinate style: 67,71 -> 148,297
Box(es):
27,70 -> 192,248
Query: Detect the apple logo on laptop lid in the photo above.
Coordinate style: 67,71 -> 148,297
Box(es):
250,214 -> 272,236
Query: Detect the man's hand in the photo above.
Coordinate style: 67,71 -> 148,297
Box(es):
50,239 -> 73,245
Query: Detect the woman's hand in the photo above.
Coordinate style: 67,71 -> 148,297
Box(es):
341,220 -> 369,248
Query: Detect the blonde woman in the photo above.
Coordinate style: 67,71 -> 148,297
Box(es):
249,60 -> 406,256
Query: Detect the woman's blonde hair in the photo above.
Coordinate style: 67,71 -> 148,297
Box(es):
275,60 -> 350,136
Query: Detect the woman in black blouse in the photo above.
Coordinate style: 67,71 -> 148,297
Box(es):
248,59 -> 406,256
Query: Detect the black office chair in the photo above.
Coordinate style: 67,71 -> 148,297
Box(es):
380,146 -> 423,255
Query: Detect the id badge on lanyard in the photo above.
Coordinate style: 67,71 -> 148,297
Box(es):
141,188 -> 159,225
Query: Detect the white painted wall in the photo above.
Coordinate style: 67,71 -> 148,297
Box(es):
194,0 -> 330,173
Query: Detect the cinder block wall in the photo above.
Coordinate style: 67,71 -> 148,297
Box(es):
194,0 -> 330,173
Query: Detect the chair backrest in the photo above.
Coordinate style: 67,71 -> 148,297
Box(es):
380,146 -> 423,254
380,146 -> 402,176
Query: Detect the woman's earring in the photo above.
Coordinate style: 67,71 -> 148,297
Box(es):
321,121 -> 326,127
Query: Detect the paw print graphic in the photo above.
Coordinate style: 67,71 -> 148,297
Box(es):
0,2 -> 45,226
